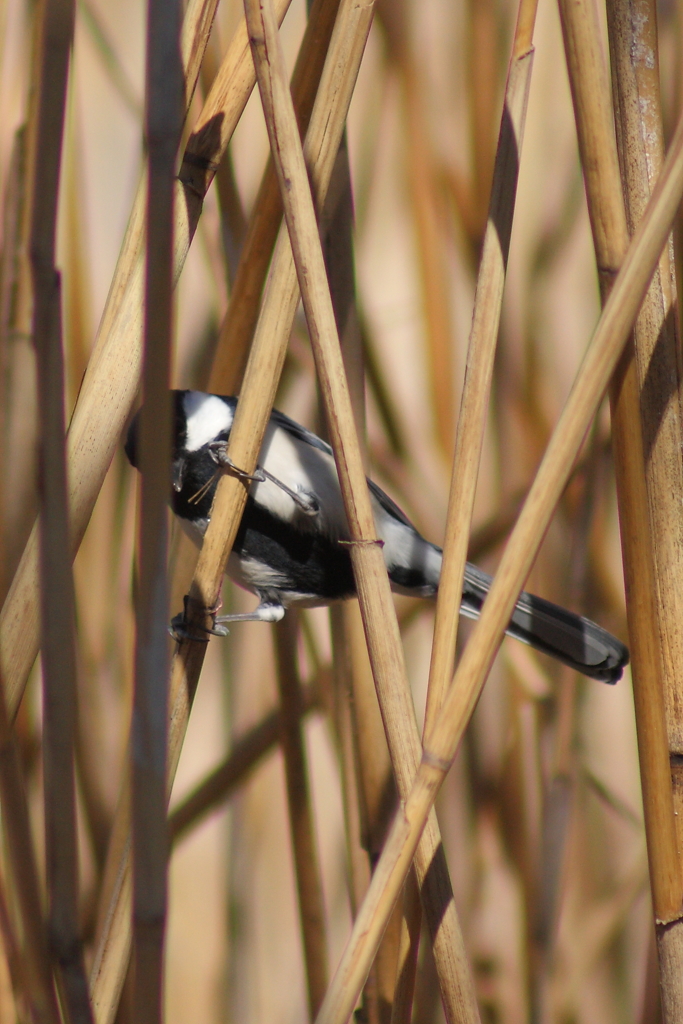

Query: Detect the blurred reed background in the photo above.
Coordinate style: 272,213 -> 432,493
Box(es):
0,0 -> 681,1020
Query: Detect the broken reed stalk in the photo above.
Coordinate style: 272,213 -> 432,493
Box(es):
274,614 -> 328,1017
312,108 -> 683,1024
130,0 -> 182,1018
169,680 -> 321,842
244,1 -> 480,1022
0,0 -> 288,721
208,0 -> 344,393
89,0 -> 381,1016
29,0 -> 94,1016
606,0 -> 683,1012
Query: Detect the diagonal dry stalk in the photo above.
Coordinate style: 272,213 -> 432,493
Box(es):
0,0 -> 285,721
424,0 -> 538,787
88,0 -> 382,1016
243,1 -> 480,1021
130,0 -> 182,1019
312,108 -> 683,1024
387,3 -> 538,1015
208,0 -> 344,393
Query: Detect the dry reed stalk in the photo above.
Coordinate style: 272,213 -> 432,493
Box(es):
169,679 -> 322,842
329,604 -> 393,1024
312,107 -> 683,1024
424,0 -> 537,765
605,2 -> 683,1014
244,1 -> 480,1021
274,613 -> 328,1017
0,0 -> 275,721
607,0 -> 683,747
28,0 -> 93,1015
208,0 -> 344,393
130,0 -> 182,1018
561,0 -> 683,1015
90,0 -> 378,1015
328,610 -> 372,917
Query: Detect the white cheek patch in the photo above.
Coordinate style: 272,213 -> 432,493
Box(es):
183,393 -> 233,451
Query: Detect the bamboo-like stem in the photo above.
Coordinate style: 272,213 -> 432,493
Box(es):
424,0 -> 538,771
208,0 -> 344,393
169,679 -> 322,842
313,108 -> 683,1024
244,2 -> 480,1022
0,0 -> 278,721
274,614 -> 328,1018
130,0 -> 182,1018
605,0 -> 683,1012
89,0 -> 378,1016
30,0 -> 93,1011
607,0 -> 683,744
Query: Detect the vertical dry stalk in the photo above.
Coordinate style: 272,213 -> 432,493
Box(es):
28,0 -> 93,1018
90,0 -> 379,1015
313,109 -> 683,1024
606,0 -> 683,1012
130,0 -> 183,1018
0,0 -> 257,722
243,2 -> 480,1023
558,0 -> 683,1017
274,614 -> 328,1017
397,3 -> 538,988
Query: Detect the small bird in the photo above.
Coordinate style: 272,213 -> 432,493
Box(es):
125,390 -> 629,684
